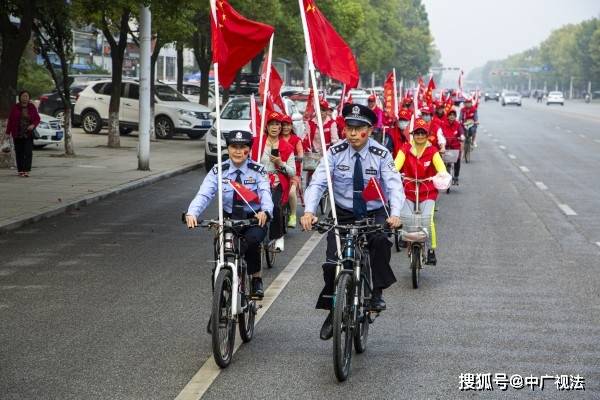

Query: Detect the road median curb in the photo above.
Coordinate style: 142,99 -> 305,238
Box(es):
0,161 -> 203,234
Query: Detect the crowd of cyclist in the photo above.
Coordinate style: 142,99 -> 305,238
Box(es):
185,88 -> 480,337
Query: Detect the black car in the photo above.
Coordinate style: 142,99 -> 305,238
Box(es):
484,90 -> 500,101
37,84 -> 87,125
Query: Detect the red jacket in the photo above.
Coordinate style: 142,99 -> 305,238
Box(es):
302,119 -> 335,152
441,120 -> 464,150
389,126 -> 410,159
398,143 -> 440,202
6,102 -> 41,138
336,115 -> 345,139
251,135 -> 295,205
460,106 -> 477,122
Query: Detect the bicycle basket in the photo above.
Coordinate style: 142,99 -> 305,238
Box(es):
399,213 -> 431,242
442,149 -> 459,164
303,152 -> 320,171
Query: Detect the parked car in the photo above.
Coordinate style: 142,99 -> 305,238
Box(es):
38,84 -> 87,126
500,91 -> 522,106
484,90 -> 500,101
73,80 -> 212,139
34,114 -> 63,149
166,82 -> 218,110
546,91 -> 564,106
204,96 -> 303,171
331,88 -> 368,97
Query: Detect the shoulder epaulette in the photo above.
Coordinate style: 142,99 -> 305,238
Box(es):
247,162 -> 266,175
212,162 -> 230,174
369,146 -> 388,158
330,141 -> 349,154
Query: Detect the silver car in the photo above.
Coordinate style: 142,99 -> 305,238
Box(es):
501,91 -> 522,106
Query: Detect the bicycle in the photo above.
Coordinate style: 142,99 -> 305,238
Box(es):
463,119 -> 475,164
399,176 -> 434,289
184,216 -> 259,368
441,149 -> 460,194
313,218 -> 388,382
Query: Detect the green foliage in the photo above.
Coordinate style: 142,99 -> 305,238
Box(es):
17,57 -> 54,98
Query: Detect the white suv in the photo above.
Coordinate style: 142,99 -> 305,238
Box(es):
73,80 -> 212,139
546,91 -> 564,106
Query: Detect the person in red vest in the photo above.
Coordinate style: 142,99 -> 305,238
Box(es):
394,118 -> 448,265
252,111 -> 296,252
367,94 -> 384,130
389,108 -> 412,158
460,97 -> 479,147
280,114 -> 303,229
421,105 -> 446,152
302,99 -> 339,155
431,100 -> 446,134
441,109 -> 465,185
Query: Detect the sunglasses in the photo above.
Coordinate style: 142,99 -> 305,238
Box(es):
413,131 -> 428,136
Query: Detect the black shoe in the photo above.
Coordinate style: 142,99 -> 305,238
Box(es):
206,317 -> 212,334
251,277 -> 264,299
320,312 -> 333,340
452,177 -> 459,185
426,249 -> 437,265
369,289 -> 386,311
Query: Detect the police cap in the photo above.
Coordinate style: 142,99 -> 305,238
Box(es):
226,130 -> 253,147
342,103 -> 377,127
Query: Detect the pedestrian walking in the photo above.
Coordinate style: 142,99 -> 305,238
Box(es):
5,90 -> 41,177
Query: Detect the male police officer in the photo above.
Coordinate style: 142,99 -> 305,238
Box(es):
301,104 -> 405,340
186,130 -> 273,298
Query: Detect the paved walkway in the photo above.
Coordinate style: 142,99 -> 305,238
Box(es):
0,129 -> 205,232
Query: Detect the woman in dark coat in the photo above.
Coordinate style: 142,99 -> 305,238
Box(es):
5,90 -> 41,177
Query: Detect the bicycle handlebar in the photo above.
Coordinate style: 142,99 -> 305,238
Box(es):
181,212 -> 258,229
312,218 -> 392,234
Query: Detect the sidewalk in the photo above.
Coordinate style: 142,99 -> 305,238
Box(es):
0,129 -> 204,233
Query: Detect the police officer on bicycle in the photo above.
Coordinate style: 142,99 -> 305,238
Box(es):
301,104 -> 405,340
185,130 -> 273,298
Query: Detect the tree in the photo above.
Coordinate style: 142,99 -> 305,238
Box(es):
33,0 -> 76,156
0,0 -> 36,167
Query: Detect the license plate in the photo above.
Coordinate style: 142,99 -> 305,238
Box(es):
54,131 -> 63,140
201,120 -> 212,127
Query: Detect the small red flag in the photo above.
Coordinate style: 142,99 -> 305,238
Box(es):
424,77 -> 435,107
230,180 -> 259,204
210,0 -> 274,89
303,87 -> 315,121
303,0 -> 359,88
362,177 -> 386,203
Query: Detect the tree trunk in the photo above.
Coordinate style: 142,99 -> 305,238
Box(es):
176,42 -> 184,93
150,39 -> 162,141
192,23 -> 211,107
63,107 -> 74,156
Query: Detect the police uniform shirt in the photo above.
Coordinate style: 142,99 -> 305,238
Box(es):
187,158 -> 274,217
304,138 -> 405,216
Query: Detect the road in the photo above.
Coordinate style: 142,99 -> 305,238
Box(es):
1,99 -> 599,399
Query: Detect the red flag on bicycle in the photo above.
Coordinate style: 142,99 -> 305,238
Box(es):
362,177 -> 386,203
230,180 -> 259,204
210,0 -> 274,89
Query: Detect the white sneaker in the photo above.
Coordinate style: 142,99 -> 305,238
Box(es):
473,142 -> 478,148
273,237 -> 284,252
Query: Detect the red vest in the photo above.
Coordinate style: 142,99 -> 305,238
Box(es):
302,119 -> 334,151
251,136 -> 294,205
399,143 -> 439,202
461,106 -> 476,121
336,116 -> 346,139
441,120 -> 463,150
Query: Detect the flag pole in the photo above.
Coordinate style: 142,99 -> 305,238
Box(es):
298,0 -> 341,258
257,34 -> 274,162
213,63 -> 225,266
338,83 -> 346,115
250,94 -> 257,139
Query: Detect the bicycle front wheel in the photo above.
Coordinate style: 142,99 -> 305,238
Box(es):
212,269 -> 236,368
333,273 -> 354,382
411,245 -> 421,289
354,276 -> 370,354
238,270 -> 255,343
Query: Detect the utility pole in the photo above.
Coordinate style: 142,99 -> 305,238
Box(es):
569,76 -> 574,99
588,81 -> 592,99
138,4 -> 151,171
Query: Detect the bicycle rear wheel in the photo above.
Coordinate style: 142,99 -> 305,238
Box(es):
212,269 -> 236,368
333,273 -> 354,382
238,270 -> 255,343
263,237 -> 276,269
411,245 -> 421,289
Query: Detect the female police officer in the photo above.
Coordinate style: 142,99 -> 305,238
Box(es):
185,130 -> 273,298
301,104 -> 405,340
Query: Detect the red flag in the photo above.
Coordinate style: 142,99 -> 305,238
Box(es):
383,72 -> 396,121
259,63 -> 286,114
362,177 -> 386,203
210,0 -> 274,89
230,180 -> 259,204
303,0 -> 359,88
424,77 -> 436,106
444,95 -> 454,115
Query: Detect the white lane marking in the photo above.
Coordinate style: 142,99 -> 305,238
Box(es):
519,166 -> 530,172
579,134 -> 586,139
596,242 -> 600,249
558,204 -> 577,216
508,154 -> 516,159
174,232 -> 324,400
1,285 -> 49,290
535,181 -> 548,191
0,269 -> 15,277
499,145 -> 506,150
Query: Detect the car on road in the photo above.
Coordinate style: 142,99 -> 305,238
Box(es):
204,96 -> 303,171
484,89 -> 500,101
34,113 -> 64,149
38,84 -> 87,126
500,91 -> 522,106
73,80 -> 212,139
546,91 -> 565,106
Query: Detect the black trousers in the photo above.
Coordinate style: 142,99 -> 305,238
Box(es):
14,137 -> 33,172
269,185 -> 286,240
239,225 -> 267,275
316,206 -> 396,310
453,157 -> 461,178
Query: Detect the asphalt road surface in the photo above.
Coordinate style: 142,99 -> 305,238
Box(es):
1,99 -> 599,399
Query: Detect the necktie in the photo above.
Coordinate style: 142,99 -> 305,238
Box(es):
352,153 -> 367,219
232,170 -> 245,219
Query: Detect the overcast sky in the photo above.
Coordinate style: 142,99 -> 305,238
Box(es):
422,0 -> 600,74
